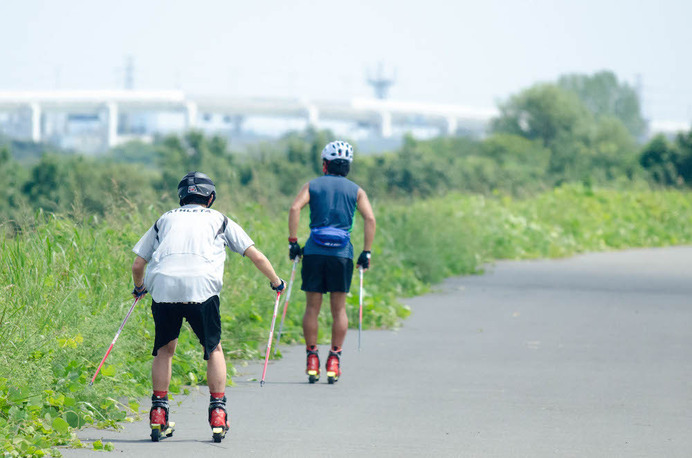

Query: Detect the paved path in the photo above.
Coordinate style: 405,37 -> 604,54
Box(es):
61,247 -> 692,457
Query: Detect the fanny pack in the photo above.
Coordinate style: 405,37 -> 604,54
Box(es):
310,226 -> 351,247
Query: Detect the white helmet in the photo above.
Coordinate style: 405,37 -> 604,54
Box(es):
321,141 -> 353,163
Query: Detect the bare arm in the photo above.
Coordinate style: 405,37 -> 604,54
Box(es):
357,188 -> 376,252
243,245 -> 282,287
132,256 -> 147,287
289,183 -> 310,240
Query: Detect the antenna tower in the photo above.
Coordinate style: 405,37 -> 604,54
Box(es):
367,62 -> 395,99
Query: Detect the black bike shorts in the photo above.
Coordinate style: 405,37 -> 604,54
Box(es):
151,295 -> 221,360
301,254 -> 354,293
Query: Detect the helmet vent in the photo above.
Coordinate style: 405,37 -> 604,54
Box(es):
320,140 -> 353,163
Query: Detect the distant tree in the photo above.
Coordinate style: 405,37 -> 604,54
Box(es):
558,71 -> 646,138
639,134 -> 681,186
23,154 -> 69,212
105,140 -> 160,166
0,146 -> 29,216
589,116 -> 640,181
242,128 -> 343,196
0,146 -> 10,167
674,128 -> 692,184
480,133 -> 551,190
491,84 -> 592,148
492,84 -> 595,181
281,127 -> 334,175
492,82 -> 642,184
156,131 -> 236,200
21,153 -> 160,215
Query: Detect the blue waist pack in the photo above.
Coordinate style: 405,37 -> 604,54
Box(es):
310,226 -> 351,247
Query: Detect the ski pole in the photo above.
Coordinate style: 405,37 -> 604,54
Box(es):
260,290 -> 283,387
89,297 -> 141,386
273,258 -> 299,356
358,267 -> 364,352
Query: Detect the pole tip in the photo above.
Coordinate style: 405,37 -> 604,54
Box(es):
260,380 -> 265,387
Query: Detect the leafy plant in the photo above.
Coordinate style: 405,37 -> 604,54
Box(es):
2,185 -> 691,455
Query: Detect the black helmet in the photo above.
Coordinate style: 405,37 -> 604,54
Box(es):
177,171 -> 216,207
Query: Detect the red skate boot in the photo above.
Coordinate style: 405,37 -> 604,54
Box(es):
306,347 -> 320,383
209,395 -> 230,443
149,395 -> 175,442
326,348 -> 342,384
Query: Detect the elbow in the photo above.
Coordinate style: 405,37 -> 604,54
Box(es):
132,256 -> 147,274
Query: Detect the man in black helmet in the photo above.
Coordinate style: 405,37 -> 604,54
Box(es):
288,141 -> 376,384
131,171 -> 285,442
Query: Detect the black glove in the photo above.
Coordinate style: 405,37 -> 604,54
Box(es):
132,284 -> 148,299
271,279 -> 286,292
289,241 -> 302,260
357,251 -> 371,270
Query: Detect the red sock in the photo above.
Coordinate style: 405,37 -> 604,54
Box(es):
331,346 -> 342,353
210,392 -> 225,399
153,390 -> 167,398
307,345 -> 317,351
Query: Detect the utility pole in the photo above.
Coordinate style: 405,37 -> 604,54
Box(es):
54,65 -> 61,89
124,55 -> 134,90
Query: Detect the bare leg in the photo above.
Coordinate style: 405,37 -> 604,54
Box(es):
329,292 -> 348,349
207,344 -> 226,393
303,292 -> 323,347
152,339 -> 177,392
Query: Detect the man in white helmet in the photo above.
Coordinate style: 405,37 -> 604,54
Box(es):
131,171 -> 285,442
288,141 -> 376,384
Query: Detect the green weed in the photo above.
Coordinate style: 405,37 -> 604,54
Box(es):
1,185 -> 691,455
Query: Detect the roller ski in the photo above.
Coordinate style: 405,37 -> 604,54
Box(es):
306,347 -> 320,383
149,395 -> 175,442
326,348 -> 342,384
209,395 -> 230,443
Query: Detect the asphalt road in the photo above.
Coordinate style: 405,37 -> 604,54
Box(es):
61,247 -> 692,457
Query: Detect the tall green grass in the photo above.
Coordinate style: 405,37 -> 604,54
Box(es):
1,185 -> 691,456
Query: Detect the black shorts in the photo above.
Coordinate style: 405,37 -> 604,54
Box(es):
151,296 -> 221,360
301,255 -> 354,293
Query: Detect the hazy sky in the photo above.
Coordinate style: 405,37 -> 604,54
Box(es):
1,0 -> 690,122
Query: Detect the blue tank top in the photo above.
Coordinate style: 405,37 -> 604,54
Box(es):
303,175 -> 360,259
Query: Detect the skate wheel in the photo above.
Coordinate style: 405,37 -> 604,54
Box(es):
150,425 -> 161,442
212,427 -> 226,443
328,376 -> 335,384
308,375 -> 319,384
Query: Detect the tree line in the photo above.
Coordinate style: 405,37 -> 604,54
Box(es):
1,70 -> 690,229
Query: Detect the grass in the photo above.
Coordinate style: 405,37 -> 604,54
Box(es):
1,184 -> 691,456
